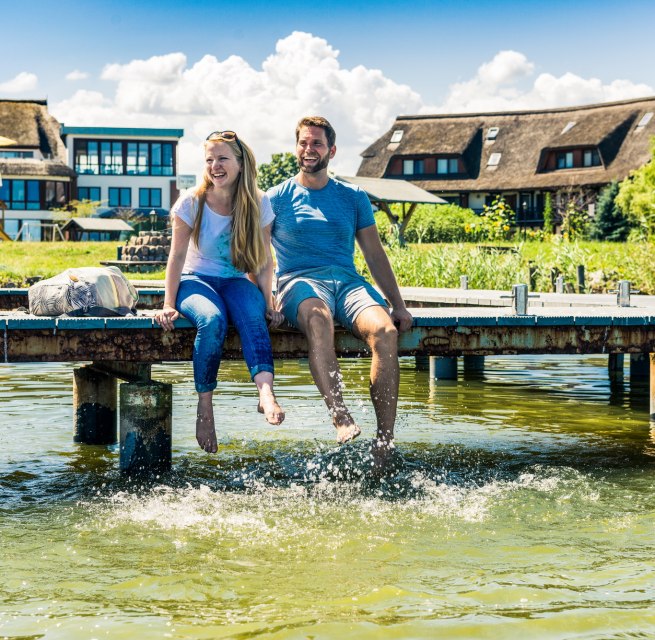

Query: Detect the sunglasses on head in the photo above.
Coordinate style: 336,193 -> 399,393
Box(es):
206,130 -> 243,151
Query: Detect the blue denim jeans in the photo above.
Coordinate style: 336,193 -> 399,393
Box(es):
176,274 -> 274,393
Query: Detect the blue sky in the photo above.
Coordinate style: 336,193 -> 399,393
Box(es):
2,0 -> 654,174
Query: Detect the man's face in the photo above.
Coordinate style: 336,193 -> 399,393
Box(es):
296,125 -> 335,174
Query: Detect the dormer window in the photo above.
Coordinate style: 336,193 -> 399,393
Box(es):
390,130 -> 404,143
556,151 -> 573,169
549,147 -> 601,171
437,158 -> 458,174
0,149 -> 34,159
486,127 -> 499,140
386,155 -> 462,177
583,149 -> 601,167
403,159 -> 424,175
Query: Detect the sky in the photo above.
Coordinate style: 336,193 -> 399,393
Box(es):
2,0 -> 654,176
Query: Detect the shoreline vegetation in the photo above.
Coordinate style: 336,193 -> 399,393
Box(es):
1,239 -> 654,294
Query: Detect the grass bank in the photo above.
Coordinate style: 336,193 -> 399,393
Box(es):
0,242 -> 165,286
1,240 -> 654,294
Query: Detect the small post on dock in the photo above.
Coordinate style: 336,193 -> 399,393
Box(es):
460,275 -> 468,290
513,284 -> 529,315
119,381 -> 172,474
73,365 -> 117,445
608,353 -> 625,381
555,276 -> 565,294
430,356 -> 457,380
577,265 -> 586,293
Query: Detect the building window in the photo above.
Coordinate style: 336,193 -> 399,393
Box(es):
0,150 -> 33,158
488,153 -> 502,167
108,187 -> 131,208
78,187 -> 101,201
390,130 -> 404,143
73,139 -> 175,176
486,127 -> 499,140
139,188 -> 162,208
0,179 -> 40,210
403,159 -> 414,175
436,158 -> 459,174
583,149 -> 601,167
74,140 -> 100,174
556,151 -> 574,169
44,181 -> 68,209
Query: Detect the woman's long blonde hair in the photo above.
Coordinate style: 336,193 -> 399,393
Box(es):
192,133 -> 266,274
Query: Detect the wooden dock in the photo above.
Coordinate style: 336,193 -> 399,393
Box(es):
1,283 -> 654,474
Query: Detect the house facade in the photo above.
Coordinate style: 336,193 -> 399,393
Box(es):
357,97 -> 655,226
61,126 -> 184,224
0,99 -> 76,240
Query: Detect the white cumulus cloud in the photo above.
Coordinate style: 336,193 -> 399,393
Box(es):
0,72 -> 38,93
52,32 -> 423,175
428,50 -> 653,114
66,70 -> 89,81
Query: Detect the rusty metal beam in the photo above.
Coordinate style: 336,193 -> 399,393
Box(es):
4,325 -> 655,363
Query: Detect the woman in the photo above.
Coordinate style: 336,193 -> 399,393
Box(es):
155,130 -> 285,453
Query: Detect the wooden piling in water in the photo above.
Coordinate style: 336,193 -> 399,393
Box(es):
608,353 -> 625,381
119,381 -> 172,474
650,354 -> 655,423
73,366 -> 117,445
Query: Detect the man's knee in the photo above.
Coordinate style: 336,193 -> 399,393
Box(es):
367,320 -> 398,353
297,300 -> 334,340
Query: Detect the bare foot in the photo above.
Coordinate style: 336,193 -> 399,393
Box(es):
257,393 -> 285,425
332,408 -> 361,444
196,403 -> 218,453
370,437 -> 395,471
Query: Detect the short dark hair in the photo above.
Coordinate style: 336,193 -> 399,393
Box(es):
295,116 -> 336,148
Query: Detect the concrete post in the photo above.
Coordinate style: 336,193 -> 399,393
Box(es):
73,365 -> 117,445
463,355 -> 485,373
630,353 -> 650,379
608,353 -> 625,381
430,356 -> 457,380
415,355 -> 430,370
119,381 -> 172,474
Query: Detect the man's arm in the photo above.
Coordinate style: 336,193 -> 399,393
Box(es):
355,225 -> 413,332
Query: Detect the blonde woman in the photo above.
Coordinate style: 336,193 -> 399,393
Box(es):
155,130 -> 285,453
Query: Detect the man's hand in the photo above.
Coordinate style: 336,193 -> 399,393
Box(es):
391,306 -> 413,333
154,304 -> 179,331
266,307 -> 285,329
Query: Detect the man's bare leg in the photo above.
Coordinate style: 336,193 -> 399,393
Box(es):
296,298 -> 361,443
353,306 -> 400,466
255,371 -> 285,425
196,391 -> 218,453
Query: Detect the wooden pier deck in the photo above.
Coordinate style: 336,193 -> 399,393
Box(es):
2,284 -> 653,474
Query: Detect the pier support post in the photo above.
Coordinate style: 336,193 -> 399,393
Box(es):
119,381 -> 172,474
73,365 -> 117,445
608,353 -> 625,381
415,355 -> 430,370
430,356 -> 457,380
463,355 -> 485,373
630,353 -> 650,379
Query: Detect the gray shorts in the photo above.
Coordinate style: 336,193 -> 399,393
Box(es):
276,266 -> 387,331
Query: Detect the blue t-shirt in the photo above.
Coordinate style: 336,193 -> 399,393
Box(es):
267,177 -> 375,277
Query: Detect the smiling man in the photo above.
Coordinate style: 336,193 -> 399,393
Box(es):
267,116 -> 413,467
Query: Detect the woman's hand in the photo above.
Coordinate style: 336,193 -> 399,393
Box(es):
266,307 -> 285,329
155,304 -> 179,331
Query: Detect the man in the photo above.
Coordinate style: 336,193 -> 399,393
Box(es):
268,116 -> 413,464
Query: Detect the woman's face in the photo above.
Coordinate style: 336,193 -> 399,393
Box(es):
204,141 -> 241,190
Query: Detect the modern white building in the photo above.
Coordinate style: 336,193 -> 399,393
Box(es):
61,126 -> 184,225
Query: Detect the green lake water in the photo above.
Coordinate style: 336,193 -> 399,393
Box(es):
1,356 -> 654,639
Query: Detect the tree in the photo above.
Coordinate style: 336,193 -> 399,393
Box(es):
542,192 -> 555,234
50,199 -> 101,223
588,181 -> 632,241
615,138 -> 655,239
257,152 -> 298,191
553,186 -> 594,240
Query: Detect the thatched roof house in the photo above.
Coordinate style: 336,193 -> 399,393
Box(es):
357,96 -> 655,223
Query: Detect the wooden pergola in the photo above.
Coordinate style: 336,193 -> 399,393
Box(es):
336,175 -> 446,244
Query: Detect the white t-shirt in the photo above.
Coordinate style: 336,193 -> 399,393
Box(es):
172,190 -> 275,278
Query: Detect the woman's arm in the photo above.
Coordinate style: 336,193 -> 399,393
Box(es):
256,223 -> 284,328
155,214 -> 192,331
